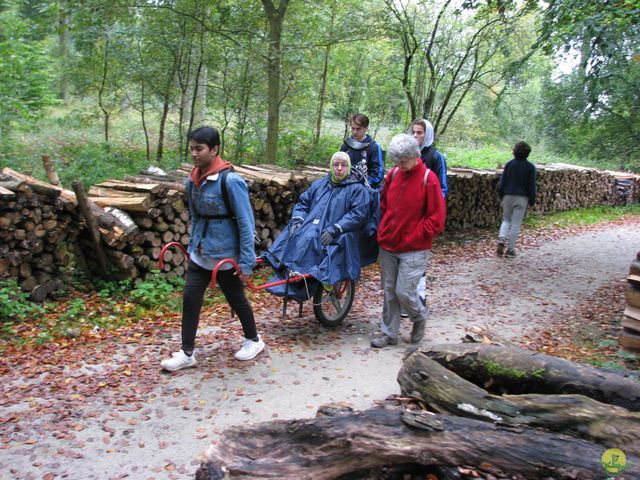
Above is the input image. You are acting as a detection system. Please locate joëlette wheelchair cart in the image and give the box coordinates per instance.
[158,242,355,327]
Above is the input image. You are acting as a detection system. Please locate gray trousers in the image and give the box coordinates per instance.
[379,247,431,339]
[499,195,529,250]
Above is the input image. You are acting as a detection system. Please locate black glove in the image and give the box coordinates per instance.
[320,224,341,245]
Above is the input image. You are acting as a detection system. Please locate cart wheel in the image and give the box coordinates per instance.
[313,279,355,327]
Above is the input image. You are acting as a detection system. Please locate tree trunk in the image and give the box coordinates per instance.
[196,405,636,480]
[417,343,640,410]
[57,0,69,101]
[398,350,640,455]
[313,0,336,147]
[156,64,176,163]
[261,0,289,164]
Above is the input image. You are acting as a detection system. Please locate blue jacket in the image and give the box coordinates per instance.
[340,134,384,189]
[186,171,256,274]
[498,158,537,207]
[263,174,376,298]
[420,146,448,198]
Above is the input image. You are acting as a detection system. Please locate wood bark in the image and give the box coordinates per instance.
[41,155,60,186]
[72,182,109,274]
[415,343,640,410]
[398,350,640,454]
[196,405,638,480]
[261,0,289,165]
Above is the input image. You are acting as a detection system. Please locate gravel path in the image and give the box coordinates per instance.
[1,220,638,480]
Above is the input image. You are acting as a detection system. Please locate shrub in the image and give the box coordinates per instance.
[129,271,183,309]
[0,280,43,322]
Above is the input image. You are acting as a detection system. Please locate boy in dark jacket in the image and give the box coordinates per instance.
[340,113,384,189]
[497,141,536,257]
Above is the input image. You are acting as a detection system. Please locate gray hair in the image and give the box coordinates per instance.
[388,133,420,163]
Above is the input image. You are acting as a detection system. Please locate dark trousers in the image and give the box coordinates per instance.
[181,260,257,354]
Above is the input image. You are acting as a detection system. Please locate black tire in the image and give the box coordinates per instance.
[312,279,355,327]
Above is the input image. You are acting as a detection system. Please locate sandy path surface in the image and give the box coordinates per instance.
[1,221,638,480]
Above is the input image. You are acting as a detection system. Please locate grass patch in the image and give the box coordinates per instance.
[525,204,640,229]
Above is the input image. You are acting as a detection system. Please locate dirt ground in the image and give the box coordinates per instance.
[1,218,639,480]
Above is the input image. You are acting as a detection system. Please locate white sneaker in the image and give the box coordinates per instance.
[161,350,197,372]
[234,336,265,361]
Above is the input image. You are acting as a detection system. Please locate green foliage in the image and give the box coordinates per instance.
[524,204,640,229]
[483,359,544,379]
[0,279,44,323]
[537,0,640,172]
[445,144,576,169]
[0,4,58,135]
[129,271,183,309]
[96,278,133,299]
[0,0,637,173]
[56,141,151,187]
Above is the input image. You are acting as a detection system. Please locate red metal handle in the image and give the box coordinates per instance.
[211,257,313,291]
[159,242,189,269]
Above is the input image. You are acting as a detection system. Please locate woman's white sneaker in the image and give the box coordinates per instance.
[234,336,265,361]
[161,350,197,372]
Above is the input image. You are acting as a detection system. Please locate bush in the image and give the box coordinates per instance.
[0,280,43,322]
[130,271,183,309]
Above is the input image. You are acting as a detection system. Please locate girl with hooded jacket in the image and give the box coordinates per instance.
[410,119,448,198]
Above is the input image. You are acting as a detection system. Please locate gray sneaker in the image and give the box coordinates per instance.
[371,334,398,348]
[505,249,516,258]
[410,318,426,343]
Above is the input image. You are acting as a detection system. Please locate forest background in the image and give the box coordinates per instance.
[0,0,638,187]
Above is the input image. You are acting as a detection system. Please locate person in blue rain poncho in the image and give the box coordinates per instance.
[263,151,378,300]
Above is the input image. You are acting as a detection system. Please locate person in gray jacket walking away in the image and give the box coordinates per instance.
[496,141,536,258]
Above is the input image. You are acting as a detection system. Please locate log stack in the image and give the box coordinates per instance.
[619,252,640,353]
[86,178,190,282]
[0,169,79,301]
[607,170,640,205]
[443,163,631,229]
[126,163,324,251]
[1,162,638,292]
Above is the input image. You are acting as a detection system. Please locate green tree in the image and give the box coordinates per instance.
[0,3,57,137]
[537,0,640,170]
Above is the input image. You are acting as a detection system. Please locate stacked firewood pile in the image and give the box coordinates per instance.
[607,170,640,205]
[444,163,630,229]
[620,252,640,353]
[1,161,638,300]
[125,163,324,250]
[0,169,79,301]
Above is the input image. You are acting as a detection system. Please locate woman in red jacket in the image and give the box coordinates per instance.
[371,133,446,348]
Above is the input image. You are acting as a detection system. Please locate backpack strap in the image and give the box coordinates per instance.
[188,169,236,221]
[219,169,236,221]
[389,166,430,187]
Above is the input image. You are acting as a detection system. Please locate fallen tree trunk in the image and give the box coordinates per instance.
[419,343,640,410]
[398,351,640,455]
[196,405,638,480]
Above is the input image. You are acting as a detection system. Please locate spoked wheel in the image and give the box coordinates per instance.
[312,279,355,327]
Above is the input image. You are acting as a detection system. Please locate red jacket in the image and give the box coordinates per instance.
[377,161,446,252]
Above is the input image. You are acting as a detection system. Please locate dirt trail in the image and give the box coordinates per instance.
[1,220,638,480]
